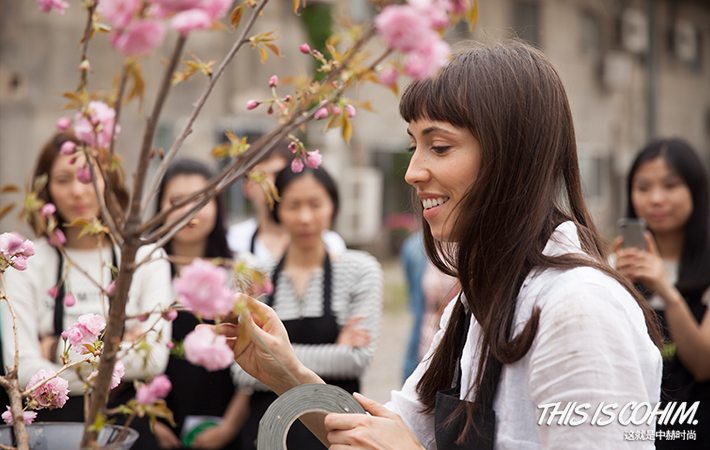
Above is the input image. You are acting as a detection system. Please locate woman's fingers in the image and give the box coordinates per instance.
[353,392,393,417]
[611,236,623,253]
[643,231,659,255]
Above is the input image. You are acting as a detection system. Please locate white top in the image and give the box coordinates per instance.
[227,218,346,266]
[1,238,173,395]
[232,249,383,391]
[385,222,663,450]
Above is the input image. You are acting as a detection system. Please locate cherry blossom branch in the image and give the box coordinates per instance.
[85,151,124,247]
[21,354,95,397]
[126,35,187,227]
[77,1,97,93]
[56,246,113,297]
[0,275,30,449]
[141,0,271,215]
[0,275,21,376]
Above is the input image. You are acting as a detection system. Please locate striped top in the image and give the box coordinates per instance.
[232,249,383,391]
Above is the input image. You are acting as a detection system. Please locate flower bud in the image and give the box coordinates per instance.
[268,75,279,88]
[314,107,329,120]
[299,43,311,54]
[246,100,260,110]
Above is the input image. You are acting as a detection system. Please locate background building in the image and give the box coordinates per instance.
[1,0,709,253]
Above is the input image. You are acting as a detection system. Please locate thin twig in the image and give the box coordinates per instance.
[125,36,187,228]
[85,150,123,246]
[141,0,271,215]
[77,1,97,92]
[21,354,94,397]
[0,275,21,375]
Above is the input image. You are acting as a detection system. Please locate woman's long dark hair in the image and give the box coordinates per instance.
[626,138,710,295]
[400,41,663,441]
[156,159,232,261]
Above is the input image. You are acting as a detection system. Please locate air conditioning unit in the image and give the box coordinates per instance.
[621,9,648,55]
[334,166,383,245]
[673,20,699,65]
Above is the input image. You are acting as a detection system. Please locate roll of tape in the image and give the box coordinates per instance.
[257,384,366,449]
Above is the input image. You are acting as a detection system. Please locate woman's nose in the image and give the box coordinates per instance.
[404,148,428,186]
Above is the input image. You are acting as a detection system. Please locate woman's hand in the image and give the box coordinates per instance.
[190,422,235,449]
[613,232,673,298]
[153,421,181,449]
[324,393,424,450]
[217,294,321,394]
[336,316,371,348]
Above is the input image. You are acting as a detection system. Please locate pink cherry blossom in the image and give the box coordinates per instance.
[269,75,279,88]
[2,406,37,426]
[76,164,92,184]
[36,0,69,14]
[136,375,172,405]
[73,101,120,149]
[404,38,451,80]
[88,360,124,390]
[56,117,71,131]
[171,9,212,35]
[110,20,166,57]
[162,309,178,321]
[63,293,76,307]
[173,259,236,319]
[166,341,175,350]
[299,43,311,54]
[375,5,433,53]
[153,0,231,20]
[246,100,260,110]
[61,313,106,349]
[378,67,399,87]
[59,141,76,156]
[409,0,450,30]
[106,280,116,295]
[111,360,125,389]
[305,150,322,169]
[49,229,66,247]
[345,104,357,118]
[26,369,70,409]
[254,279,273,296]
[290,157,305,173]
[98,0,140,29]
[48,286,59,298]
[183,326,233,371]
[314,107,329,120]
[40,203,56,217]
[0,233,35,272]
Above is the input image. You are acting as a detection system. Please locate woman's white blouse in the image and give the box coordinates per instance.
[386,222,663,449]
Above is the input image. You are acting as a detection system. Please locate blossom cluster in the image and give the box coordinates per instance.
[0,233,35,273]
[375,0,461,79]
[135,374,172,405]
[97,0,232,56]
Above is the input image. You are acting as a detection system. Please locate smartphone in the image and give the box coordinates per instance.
[618,218,646,249]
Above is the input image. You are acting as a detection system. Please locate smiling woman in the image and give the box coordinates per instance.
[221,41,665,450]
[405,120,481,242]
[1,132,172,449]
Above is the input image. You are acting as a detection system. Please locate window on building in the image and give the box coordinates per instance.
[512,0,541,47]
[579,9,602,61]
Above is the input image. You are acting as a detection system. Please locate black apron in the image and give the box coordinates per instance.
[652,283,709,450]
[434,309,501,450]
[241,252,358,450]
[36,247,160,449]
[249,228,259,254]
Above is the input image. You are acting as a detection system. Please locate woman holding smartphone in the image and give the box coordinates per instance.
[613,138,710,449]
